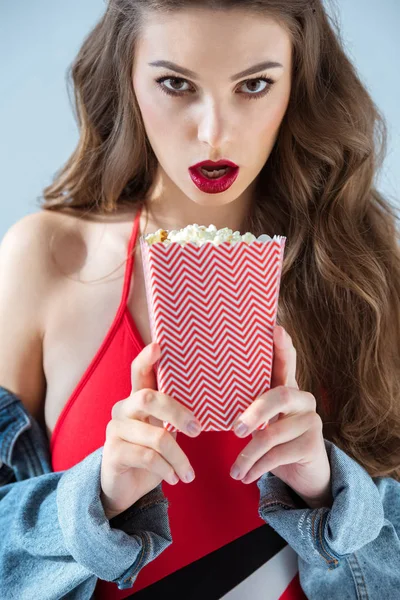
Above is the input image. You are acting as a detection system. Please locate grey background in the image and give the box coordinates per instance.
[0,0,399,239]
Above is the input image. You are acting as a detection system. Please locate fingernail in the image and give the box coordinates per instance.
[234,422,248,437]
[187,420,202,436]
[183,468,195,483]
[230,465,241,480]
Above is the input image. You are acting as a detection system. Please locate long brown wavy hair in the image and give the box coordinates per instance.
[40,0,400,480]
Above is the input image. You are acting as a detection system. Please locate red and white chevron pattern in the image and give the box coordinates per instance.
[140,236,286,432]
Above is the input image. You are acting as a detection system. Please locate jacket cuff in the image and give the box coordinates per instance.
[57,447,172,589]
[257,439,384,569]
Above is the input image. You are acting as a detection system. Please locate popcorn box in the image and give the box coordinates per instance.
[139,233,286,432]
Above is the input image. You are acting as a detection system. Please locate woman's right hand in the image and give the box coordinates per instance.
[100,342,202,520]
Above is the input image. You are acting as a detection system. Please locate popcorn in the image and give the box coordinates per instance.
[140,223,286,433]
[143,223,272,246]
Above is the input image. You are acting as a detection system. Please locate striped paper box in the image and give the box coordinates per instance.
[139,234,286,432]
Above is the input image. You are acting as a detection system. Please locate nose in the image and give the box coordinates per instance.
[197,99,231,150]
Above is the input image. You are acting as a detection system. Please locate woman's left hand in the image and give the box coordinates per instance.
[230,325,333,509]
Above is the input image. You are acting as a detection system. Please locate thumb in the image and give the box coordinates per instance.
[271,326,298,389]
[130,343,175,436]
[130,342,160,394]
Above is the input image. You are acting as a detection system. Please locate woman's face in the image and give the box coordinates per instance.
[132,8,292,213]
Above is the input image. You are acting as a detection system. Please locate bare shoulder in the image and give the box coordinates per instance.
[0,205,139,425]
[1,208,89,284]
[0,211,57,304]
[1,210,51,255]
[0,209,84,423]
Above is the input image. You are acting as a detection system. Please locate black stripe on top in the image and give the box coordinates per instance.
[127,523,287,599]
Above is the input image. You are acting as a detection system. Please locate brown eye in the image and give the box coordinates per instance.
[156,77,191,96]
[238,77,275,99]
[243,80,266,93]
[155,74,275,100]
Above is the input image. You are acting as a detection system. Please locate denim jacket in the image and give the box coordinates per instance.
[1,386,399,600]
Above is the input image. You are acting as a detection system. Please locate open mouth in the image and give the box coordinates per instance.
[198,166,231,179]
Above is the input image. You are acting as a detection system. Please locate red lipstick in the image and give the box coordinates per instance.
[189,159,239,194]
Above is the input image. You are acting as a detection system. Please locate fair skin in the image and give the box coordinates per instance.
[132,7,292,234]
[103,8,332,515]
[0,9,331,520]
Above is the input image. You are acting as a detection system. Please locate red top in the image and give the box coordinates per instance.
[50,205,307,599]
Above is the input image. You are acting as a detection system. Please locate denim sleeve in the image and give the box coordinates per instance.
[257,439,400,598]
[0,447,172,600]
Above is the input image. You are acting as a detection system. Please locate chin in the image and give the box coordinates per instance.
[188,190,240,206]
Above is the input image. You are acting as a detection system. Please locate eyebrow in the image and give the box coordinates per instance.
[148,60,284,81]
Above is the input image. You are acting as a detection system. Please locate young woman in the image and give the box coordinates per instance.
[0,1,399,599]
